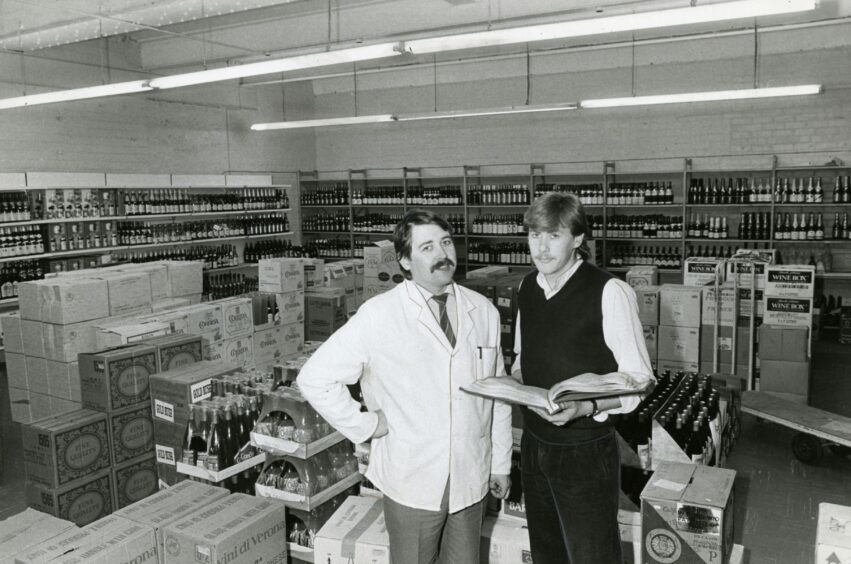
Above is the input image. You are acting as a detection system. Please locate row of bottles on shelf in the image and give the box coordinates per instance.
[301,184,349,206]
[116,215,289,246]
[352,186,403,206]
[605,182,676,205]
[0,192,33,223]
[307,239,353,258]
[467,242,530,265]
[737,212,770,240]
[467,184,530,206]
[589,214,684,239]
[0,225,45,257]
[470,214,525,235]
[686,215,729,239]
[205,272,258,299]
[352,213,403,233]
[182,396,261,471]
[258,443,358,498]
[775,212,825,241]
[689,176,851,205]
[244,240,310,263]
[113,244,240,270]
[45,222,115,252]
[0,260,43,299]
[607,244,682,269]
[405,186,463,206]
[533,183,602,204]
[303,212,350,232]
[121,188,288,216]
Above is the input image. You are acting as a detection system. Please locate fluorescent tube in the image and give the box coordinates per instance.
[397,103,578,121]
[251,114,398,130]
[579,84,822,108]
[0,80,153,110]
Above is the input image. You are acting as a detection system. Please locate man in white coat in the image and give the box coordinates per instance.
[297,209,513,564]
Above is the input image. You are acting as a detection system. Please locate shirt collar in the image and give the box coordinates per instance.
[536,258,584,294]
[414,282,455,301]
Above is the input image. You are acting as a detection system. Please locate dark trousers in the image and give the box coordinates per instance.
[521,428,622,564]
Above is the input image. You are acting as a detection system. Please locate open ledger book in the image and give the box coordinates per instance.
[461,373,651,415]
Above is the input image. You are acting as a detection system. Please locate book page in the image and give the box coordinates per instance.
[461,377,556,413]
[547,372,649,404]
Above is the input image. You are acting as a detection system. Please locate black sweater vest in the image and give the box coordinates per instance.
[519,261,619,443]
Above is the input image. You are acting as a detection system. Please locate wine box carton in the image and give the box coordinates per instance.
[147,333,203,373]
[249,290,304,331]
[79,343,158,412]
[763,296,814,328]
[314,495,390,564]
[683,258,724,287]
[258,257,305,294]
[480,515,531,564]
[46,521,157,564]
[815,502,851,564]
[42,320,98,363]
[150,361,241,428]
[765,265,815,298]
[626,266,659,289]
[24,469,114,527]
[114,480,230,564]
[21,320,45,358]
[215,296,254,339]
[641,461,736,564]
[94,319,171,350]
[107,403,155,465]
[111,454,158,510]
[363,240,402,281]
[0,311,23,353]
[657,325,701,364]
[95,271,154,317]
[701,285,738,327]
[161,493,287,564]
[163,260,203,298]
[726,259,768,290]
[203,335,254,367]
[22,408,111,488]
[305,288,347,341]
[659,285,702,328]
[0,508,77,564]
[13,514,132,563]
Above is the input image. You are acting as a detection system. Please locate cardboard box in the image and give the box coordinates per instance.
[97,271,153,317]
[626,266,659,288]
[25,470,114,526]
[149,361,240,428]
[22,319,45,358]
[6,352,28,389]
[111,454,158,510]
[46,360,81,401]
[363,241,402,280]
[154,303,223,344]
[736,287,765,319]
[114,480,230,563]
[42,320,98,363]
[763,296,813,328]
[147,334,204,373]
[635,286,661,325]
[79,344,158,412]
[643,325,658,362]
[22,409,111,488]
[0,311,23,353]
[94,319,171,350]
[701,285,738,327]
[203,335,254,367]
[699,324,752,367]
[45,520,157,564]
[163,261,203,299]
[479,516,531,564]
[759,324,809,362]
[641,461,736,564]
[107,404,154,465]
[815,502,851,564]
[19,277,110,324]
[660,285,702,328]
[302,258,325,289]
[258,257,305,293]
[314,496,390,564]
[251,291,304,330]
[759,359,810,395]
[657,325,701,363]
[726,260,767,289]
[683,258,724,287]
[765,265,815,298]
[0,508,77,564]
[161,493,287,564]
[306,289,347,341]
[121,263,170,301]
[25,355,48,395]
[216,296,254,340]
[13,514,133,563]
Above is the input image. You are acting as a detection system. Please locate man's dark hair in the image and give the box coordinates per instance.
[523,192,590,261]
[393,209,454,278]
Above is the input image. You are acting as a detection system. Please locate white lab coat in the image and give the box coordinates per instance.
[296,279,513,512]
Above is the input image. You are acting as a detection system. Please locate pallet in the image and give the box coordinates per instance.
[741,391,851,463]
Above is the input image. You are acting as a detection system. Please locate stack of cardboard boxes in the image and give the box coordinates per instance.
[363,241,404,300]
[657,285,703,374]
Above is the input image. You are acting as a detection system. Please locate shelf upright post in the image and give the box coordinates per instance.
[464,165,480,270]
[683,158,692,272]
[530,163,545,202]
[603,161,615,270]
[770,155,779,251]
[350,169,367,258]
[404,166,423,212]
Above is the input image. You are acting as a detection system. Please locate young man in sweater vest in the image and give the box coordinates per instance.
[511,192,654,564]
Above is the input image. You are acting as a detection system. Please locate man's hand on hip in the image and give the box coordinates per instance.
[489,474,511,499]
[372,409,389,438]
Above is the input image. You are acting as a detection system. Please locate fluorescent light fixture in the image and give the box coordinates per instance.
[397,102,578,121]
[404,0,817,54]
[251,114,397,130]
[0,80,153,110]
[149,43,402,90]
[580,84,822,108]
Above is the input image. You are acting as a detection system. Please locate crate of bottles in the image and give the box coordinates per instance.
[254,443,360,511]
[250,386,344,458]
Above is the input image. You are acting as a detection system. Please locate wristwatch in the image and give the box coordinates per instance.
[589,399,600,418]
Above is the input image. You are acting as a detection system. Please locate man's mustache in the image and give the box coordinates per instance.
[431,258,455,272]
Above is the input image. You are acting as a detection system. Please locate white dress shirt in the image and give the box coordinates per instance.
[510,259,654,420]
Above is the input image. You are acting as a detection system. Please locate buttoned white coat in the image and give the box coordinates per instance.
[296,279,514,512]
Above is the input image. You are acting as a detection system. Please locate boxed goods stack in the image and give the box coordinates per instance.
[815,502,851,564]
[626,265,659,289]
[641,461,736,564]
[635,286,661,370]
[204,296,255,367]
[253,257,306,362]
[314,495,391,564]
[363,240,404,300]
[658,285,703,374]
[304,287,347,342]
[759,264,815,401]
[699,283,752,376]
[21,409,114,525]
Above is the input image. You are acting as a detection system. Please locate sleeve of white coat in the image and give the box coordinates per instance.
[296,307,379,444]
[490,308,514,476]
[598,278,656,420]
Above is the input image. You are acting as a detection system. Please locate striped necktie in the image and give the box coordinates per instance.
[431,293,456,347]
